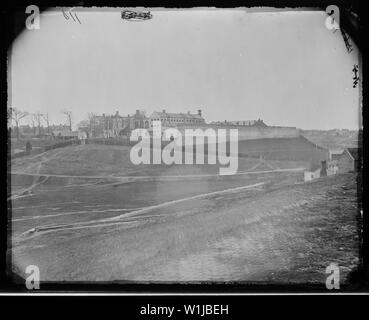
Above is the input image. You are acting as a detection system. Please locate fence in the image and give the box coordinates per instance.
[9,138,81,160]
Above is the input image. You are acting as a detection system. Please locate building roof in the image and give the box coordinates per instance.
[150,111,204,120]
[330,150,344,161]
[309,163,322,171]
[331,154,342,161]
[346,148,361,161]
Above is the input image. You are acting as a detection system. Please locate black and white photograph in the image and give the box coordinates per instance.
[4,4,366,293]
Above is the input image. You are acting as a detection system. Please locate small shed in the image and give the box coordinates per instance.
[337,148,361,173]
[304,163,322,182]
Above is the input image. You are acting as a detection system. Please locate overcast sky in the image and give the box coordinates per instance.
[9,8,360,130]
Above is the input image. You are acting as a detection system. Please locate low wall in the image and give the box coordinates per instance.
[236,126,300,140]
[173,125,300,141]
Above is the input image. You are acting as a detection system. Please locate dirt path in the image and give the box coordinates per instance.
[14,181,266,238]
[9,150,65,200]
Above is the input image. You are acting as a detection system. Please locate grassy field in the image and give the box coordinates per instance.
[8,144,361,285]
[10,143,310,176]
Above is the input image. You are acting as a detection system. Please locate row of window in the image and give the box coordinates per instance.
[150,118,203,123]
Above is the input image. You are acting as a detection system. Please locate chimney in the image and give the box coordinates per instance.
[136,109,139,115]
[198,109,202,117]
[127,114,131,131]
[102,113,105,117]
[187,111,190,114]
[116,111,119,116]
[162,109,166,114]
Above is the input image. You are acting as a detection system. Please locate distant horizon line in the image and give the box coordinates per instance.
[9,106,361,132]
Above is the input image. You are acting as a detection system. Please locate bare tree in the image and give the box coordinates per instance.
[33,112,44,136]
[87,112,97,137]
[42,113,50,134]
[29,117,36,135]
[62,110,72,131]
[10,107,29,140]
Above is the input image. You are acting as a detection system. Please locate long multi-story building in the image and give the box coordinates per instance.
[80,109,206,137]
[80,108,279,140]
[149,109,205,128]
